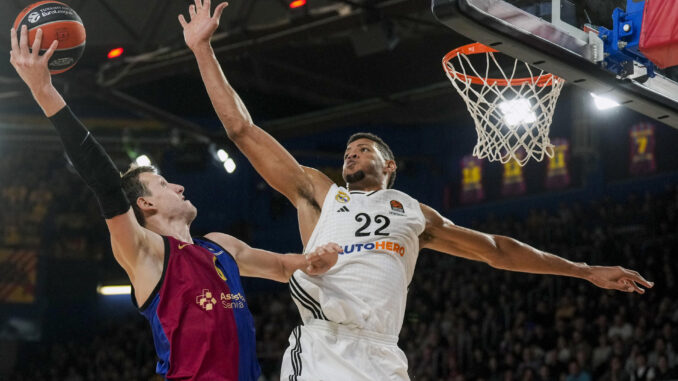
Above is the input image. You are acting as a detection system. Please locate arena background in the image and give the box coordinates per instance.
[0,0,677,380]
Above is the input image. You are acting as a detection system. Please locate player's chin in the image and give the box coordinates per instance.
[186,203,198,220]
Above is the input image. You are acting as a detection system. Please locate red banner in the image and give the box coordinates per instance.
[629,123,656,175]
[0,249,37,304]
[460,155,484,204]
[545,138,571,189]
[502,152,526,197]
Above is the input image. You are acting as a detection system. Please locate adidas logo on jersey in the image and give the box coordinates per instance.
[337,206,350,213]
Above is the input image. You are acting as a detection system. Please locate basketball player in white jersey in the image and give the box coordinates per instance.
[180,1,654,379]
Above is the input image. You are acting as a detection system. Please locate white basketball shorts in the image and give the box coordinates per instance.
[280,319,409,381]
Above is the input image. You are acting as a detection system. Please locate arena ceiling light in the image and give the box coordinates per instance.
[97,285,131,295]
[135,154,152,167]
[591,93,621,110]
[498,98,537,127]
[209,144,237,174]
[223,158,236,173]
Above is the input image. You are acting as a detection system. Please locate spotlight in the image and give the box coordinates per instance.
[135,154,152,167]
[591,93,620,110]
[224,158,236,173]
[97,285,131,295]
[217,149,229,162]
[209,144,236,173]
[498,98,536,127]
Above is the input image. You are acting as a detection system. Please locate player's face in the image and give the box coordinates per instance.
[138,172,197,223]
[342,138,388,187]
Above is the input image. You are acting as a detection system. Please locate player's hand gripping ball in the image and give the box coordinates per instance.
[13,1,86,74]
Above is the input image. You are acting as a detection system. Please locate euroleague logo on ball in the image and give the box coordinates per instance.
[27,12,40,23]
[51,57,74,67]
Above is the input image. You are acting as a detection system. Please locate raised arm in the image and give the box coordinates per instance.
[418,203,654,294]
[204,233,341,282]
[9,26,164,296]
[179,0,332,207]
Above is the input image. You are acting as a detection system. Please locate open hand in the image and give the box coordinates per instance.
[303,243,342,276]
[9,25,58,92]
[587,265,654,294]
[178,0,229,51]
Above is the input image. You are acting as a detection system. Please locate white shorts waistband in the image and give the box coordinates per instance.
[304,319,399,346]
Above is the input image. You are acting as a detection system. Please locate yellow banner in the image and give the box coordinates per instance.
[0,249,37,304]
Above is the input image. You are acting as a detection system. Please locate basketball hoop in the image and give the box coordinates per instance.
[443,43,565,166]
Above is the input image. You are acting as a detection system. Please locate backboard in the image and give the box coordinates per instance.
[432,0,678,129]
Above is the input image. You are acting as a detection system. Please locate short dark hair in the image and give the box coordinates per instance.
[121,165,157,226]
[347,132,397,188]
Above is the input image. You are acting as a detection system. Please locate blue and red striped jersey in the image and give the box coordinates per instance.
[133,235,260,380]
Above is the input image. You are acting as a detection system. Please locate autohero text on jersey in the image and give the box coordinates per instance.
[340,240,405,257]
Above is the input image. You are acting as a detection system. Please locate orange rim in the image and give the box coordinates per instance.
[443,42,560,87]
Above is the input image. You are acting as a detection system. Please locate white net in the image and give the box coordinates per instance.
[444,44,565,166]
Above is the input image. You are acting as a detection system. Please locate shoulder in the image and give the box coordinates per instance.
[381,188,420,203]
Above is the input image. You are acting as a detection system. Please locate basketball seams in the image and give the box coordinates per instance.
[26,19,85,32]
[35,41,86,53]
[16,1,81,30]
[27,20,86,50]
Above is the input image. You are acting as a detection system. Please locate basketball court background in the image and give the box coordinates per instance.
[0,0,677,380]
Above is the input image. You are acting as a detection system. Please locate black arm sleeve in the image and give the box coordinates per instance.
[49,106,131,219]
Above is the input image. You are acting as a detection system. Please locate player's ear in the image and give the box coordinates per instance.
[385,160,397,174]
[137,196,155,212]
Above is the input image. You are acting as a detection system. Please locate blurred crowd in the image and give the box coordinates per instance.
[3,145,677,380]
[398,187,678,381]
[0,149,104,260]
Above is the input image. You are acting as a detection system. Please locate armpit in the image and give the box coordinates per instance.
[296,183,322,212]
[419,230,434,243]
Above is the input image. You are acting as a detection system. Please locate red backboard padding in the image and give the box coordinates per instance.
[640,0,678,69]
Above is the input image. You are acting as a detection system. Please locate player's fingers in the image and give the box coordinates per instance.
[10,27,19,53]
[625,270,653,288]
[616,279,636,293]
[625,279,645,294]
[19,25,29,55]
[178,14,188,27]
[189,5,196,18]
[194,0,203,11]
[42,40,58,62]
[203,0,211,12]
[31,29,42,57]
[213,2,229,20]
[329,243,342,253]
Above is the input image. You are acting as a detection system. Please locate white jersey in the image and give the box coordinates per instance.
[290,184,426,336]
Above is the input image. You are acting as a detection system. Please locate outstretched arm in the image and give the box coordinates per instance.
[205,233,341,282]
[418,203,654,294]
[178,0,333,208]
[9,26,164,296]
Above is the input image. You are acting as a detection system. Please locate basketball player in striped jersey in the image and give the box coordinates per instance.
[184,1,654,379]
[10,22,340,381]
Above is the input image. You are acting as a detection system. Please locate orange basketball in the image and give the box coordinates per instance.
[14,1,86,75]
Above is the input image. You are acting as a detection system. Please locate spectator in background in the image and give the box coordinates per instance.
[655,355,677,380]
[567,360,592,381]
[593,334,614,372]
[632,353,656,381]
[609,313,634,341]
